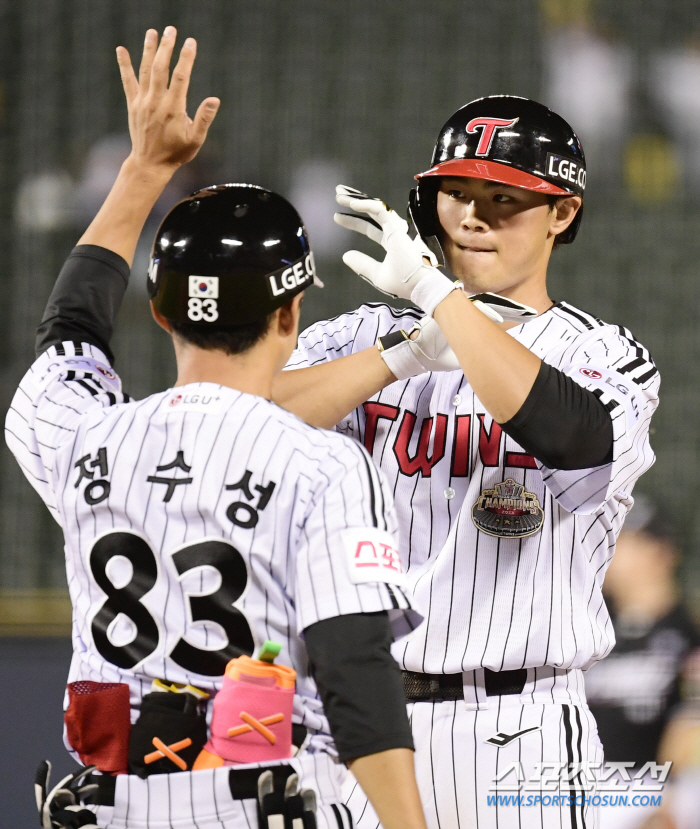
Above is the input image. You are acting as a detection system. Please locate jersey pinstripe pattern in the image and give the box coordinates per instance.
[287,301,659,675]
[92,753,354,829]
[345,694,604,829]
[6,340,419,757]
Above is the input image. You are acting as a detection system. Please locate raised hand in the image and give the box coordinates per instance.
[334,186,433,299]
[334,185,457,317]
[334,186,539,322]
[77,27,220,264]
[116,27,220,174]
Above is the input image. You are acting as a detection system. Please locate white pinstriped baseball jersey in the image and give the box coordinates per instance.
[287,300,659,676]
[346,686,605,829]
[5,340,419,752]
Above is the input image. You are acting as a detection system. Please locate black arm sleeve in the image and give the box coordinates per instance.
[500,360,614,470]
[304,611,413,763]
[35,244,130,362]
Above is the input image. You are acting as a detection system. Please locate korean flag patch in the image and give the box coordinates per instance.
[188,276,219,299]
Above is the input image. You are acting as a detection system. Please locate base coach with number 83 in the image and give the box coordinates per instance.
[5,27,431,829]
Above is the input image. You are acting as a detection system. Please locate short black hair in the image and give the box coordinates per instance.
[170,314,273,356]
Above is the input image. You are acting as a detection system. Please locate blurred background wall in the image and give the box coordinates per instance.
[3,0,700,825]
[3,0,700,620]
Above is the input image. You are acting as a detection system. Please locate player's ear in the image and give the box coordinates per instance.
[150,301,173,333]
[549,195,581,237]
[277,293,303,338]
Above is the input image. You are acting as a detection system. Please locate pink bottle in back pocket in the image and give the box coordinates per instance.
[194,642,295,768]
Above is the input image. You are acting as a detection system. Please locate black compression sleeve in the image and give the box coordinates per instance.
[500,360,614,470]
[35,244,130,362]
[304,611,413,763]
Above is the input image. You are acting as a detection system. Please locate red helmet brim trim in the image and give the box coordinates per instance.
[415,158,573,196]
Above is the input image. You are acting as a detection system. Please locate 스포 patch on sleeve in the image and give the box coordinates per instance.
[341,527,407,587]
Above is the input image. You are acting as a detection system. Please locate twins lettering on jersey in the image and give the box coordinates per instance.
[363,403,537,478]
[363,404,542,539]
[363,403,540,538]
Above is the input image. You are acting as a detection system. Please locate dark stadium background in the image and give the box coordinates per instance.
[2,1,700,825]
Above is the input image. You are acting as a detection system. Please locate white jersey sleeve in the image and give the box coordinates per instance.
[294,436,421,638]
[286,303,421,437]
[5,341,129,523]
[539,323,659,514]
[286,303,421,370]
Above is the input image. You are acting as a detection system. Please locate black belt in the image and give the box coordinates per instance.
[403,668,528,702]
[83,764,297,806]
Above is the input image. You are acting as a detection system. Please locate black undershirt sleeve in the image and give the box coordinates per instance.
[35,244,130,362]
[500,360,614,471]
[304,611,413,764]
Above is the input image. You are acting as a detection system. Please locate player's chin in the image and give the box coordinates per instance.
[448,254,501,293]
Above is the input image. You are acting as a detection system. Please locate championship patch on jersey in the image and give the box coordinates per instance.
[341,528,407,587]
[472,478,544,538]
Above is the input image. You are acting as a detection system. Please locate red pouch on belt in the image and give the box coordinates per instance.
[64,681,131,774]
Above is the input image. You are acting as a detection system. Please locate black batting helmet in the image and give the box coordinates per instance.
[148,184,322,327]
[408,95,586,259]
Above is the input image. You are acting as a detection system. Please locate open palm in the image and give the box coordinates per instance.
[116,27,219,172]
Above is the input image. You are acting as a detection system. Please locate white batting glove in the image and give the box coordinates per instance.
[334,185,458,316]
[378,317,460,380]
[377,291,538,380]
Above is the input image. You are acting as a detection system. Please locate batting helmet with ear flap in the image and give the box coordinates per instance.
[148,184,323,327]
[408,95,586,262]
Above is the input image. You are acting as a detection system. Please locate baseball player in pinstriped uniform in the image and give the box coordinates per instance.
[6,29,431,829]
[274,97,660,828]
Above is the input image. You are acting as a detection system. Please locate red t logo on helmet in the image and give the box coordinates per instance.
[466,117,519,157]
